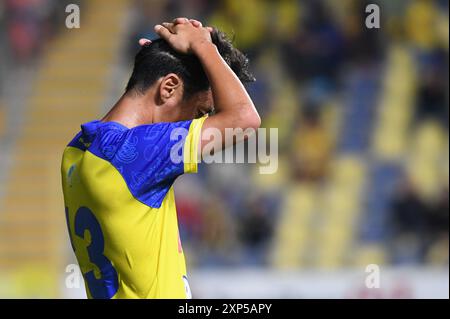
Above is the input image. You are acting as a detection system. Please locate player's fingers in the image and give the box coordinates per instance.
[154,25,173,41]
[189,19,202,27]
[162,22,175,32]
[173,17,189,25]
[138,38,152,46]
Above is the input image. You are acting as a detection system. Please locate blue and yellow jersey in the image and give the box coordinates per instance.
[61,117,206,299]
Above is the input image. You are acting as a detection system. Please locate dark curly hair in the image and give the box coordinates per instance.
[125,28,255,99]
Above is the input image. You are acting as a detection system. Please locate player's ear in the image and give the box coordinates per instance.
[159,73,182,103]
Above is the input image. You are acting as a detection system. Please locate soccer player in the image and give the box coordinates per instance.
[61,18,260,299]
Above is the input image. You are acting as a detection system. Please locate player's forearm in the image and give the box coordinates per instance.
[192,41,260,130]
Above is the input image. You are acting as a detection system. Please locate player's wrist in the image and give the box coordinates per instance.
[191,40,216,57]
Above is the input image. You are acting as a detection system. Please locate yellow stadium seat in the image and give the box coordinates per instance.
[372,46,417,160]
[271,183,319,268]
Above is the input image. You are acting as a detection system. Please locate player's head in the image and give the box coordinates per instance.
[125,29,255,121]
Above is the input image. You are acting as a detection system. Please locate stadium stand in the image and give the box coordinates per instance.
[0,0,448,297]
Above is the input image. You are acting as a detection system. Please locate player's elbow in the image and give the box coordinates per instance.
[238,107,261,132]
[248,111,261,131]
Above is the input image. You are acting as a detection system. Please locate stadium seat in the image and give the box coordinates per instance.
[271,184,319,268]
[407,120,448,199]
[372,46,416,160]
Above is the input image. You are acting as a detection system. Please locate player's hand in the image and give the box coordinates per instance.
[153,17,213,54]
[162,17,214,33]
[139,18,212,48]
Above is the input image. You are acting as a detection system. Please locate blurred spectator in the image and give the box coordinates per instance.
[427,186,449,236]
[198,195,237,266]
[237,195,274,264]
[208,0,268,56]
[177,195,204,243]
[389,178,429,263]
[405,0,442,51]
[342,0,384,65]
[4,0,81,64]
[5,0,44,63]
[280,0,345,88]
[389,178,449,264]
[425,186,449,265]
[291,104,332,182]
[414,48,449,127]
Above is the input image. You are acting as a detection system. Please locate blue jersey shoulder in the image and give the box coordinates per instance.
[67,120,192,208]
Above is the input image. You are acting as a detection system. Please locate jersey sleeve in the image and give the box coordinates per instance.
[93,117,206,208]
[183,116,206,174]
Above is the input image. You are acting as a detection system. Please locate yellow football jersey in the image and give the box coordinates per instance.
[61,117,206,299]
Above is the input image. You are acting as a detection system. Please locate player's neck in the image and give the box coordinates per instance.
[101,94,155,129]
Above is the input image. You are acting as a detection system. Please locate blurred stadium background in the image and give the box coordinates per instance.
[0,0,448,298]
